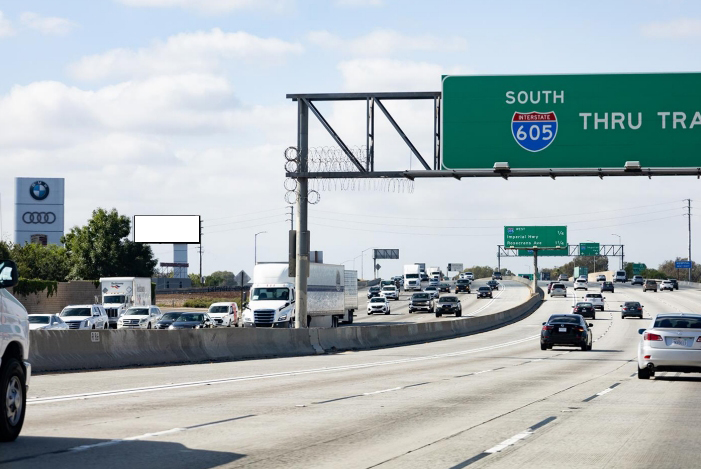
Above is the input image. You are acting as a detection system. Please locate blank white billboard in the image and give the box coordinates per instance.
[134,215,200,244]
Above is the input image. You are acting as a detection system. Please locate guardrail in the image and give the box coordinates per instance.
[30,279,544,373]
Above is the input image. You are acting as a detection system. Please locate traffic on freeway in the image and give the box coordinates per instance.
[4,276,701,468]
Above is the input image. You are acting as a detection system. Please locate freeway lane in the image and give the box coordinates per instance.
[353,279,531,325]
[6,283,701,468]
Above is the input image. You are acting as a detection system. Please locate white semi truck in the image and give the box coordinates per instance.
[428,267,441,281]
[100,277,152,328]
[404,264,421,291]
[242,263,356,328]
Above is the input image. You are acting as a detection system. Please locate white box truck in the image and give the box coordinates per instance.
[242,263,354,328]
[100,277,152,328]
[404,264,421,291]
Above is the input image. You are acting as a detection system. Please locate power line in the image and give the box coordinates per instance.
[203,207,287,222]
[203,212,286,229]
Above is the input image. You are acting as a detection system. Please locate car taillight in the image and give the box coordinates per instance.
[696,336,701,343]
[576,327,584,332]
[542,325,553,331]
[644,332,663,341]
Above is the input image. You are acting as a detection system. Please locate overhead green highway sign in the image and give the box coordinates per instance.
[442,73,701,170]
[517,249,566,257]
[504,226,567,249]
[580,243,600,256]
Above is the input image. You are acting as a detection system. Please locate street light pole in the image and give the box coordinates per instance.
[254,231,267,265]
[611,233,622,269]
[360,247,374,280]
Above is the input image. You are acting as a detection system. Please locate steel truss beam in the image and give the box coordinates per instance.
[497,244,624,257]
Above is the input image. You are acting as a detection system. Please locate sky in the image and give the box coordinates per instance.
[0,0,699,280]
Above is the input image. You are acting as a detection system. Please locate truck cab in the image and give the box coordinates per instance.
[0,260,31,441]
[244,284,295,328]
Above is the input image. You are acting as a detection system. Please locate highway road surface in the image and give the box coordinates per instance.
[6,281,701,468]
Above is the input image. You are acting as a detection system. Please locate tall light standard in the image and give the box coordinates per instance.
[360,247,375,280]
[611,233,622,269]
[254,231,267,265]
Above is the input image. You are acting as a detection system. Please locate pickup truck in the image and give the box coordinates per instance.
[0,260,31,441]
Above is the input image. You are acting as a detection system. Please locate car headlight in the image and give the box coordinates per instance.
[83,319,90,327]
[139,318,148,323]
[279,314,288,321]
[168,325,175,330]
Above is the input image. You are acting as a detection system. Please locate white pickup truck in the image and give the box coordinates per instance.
[0,260,31,441]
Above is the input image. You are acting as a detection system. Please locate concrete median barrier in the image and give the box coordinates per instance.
[30,284,544,373]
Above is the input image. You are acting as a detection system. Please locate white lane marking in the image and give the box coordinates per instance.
[596,388,614,397]
[474,369,492,375]
[467,283,508,317]
[363,387,402,396]
[29,335,540,405]
[485,431,533,453]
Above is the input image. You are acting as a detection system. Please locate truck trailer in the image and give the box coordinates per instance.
[242,263,355,328]
[100,277,152,328]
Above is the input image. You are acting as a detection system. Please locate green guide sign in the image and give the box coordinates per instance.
[517,249,565,257]
[442,73,701,170]
[504,226,567,249]
[580,243,600,256]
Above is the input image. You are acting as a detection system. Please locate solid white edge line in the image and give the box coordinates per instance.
[29,335,540,405]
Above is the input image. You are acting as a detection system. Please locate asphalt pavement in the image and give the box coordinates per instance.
[7,281,701,469]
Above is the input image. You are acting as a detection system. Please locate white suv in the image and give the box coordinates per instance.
[207,302,239,327]
[573,279,588,291]
[117,306,162,329]
[465,272,475,281]
[584,293,605,311]
[380,285,399,300]
[0,260,31,441]
[60,304,109,329]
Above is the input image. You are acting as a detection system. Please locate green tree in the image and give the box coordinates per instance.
[11,243,71,281]
[62,208,157,280]
[205,270,236,287]
[0,241,11,260]
[188,273,201,285]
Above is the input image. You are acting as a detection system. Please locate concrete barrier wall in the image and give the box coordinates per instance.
[31,283,544,373]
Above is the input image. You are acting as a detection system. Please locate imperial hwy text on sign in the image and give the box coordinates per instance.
[504,226,567,249]
[441,73,701,170]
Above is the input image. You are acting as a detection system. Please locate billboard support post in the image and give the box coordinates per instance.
[295,99,309,329]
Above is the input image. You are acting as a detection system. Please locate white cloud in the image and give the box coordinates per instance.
[338,58,470,92]
[641,18,701,38]
[306,29,467,57]
[334,0,383,7]
[68,28,304,81]
[116,0,292,13]
[20,12,76,35]
[0,11,15,37]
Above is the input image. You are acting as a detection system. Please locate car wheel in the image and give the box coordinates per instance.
[592,313,596,320]
[540,343,547,351]
[103,323,108,329]
[147,323,151,329]
[385,310,390,315]
[368,312,372,315]
[436,312,441,318]
[456,311,462,317]
[92,324,96,329]
[638,365,651,380]
[0,357,26,442]
[581,344,587,351]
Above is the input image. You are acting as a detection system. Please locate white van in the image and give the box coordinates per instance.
[614,270,627,283]
[0,260,31,441]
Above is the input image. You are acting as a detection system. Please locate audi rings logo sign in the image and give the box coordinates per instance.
[22,212,56,224]
[29,181,50,201]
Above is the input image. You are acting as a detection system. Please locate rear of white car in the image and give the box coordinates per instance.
[637,314,701,379]
[584,293,604,311]
[550,283,567,297]
[573,279,588,291]
[660,280,674,291]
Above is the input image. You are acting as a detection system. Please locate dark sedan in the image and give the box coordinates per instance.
[155,312,183,329]
[438,283,451,293]
[168,313,214,329]
[601,281,615,293]
[367,286,381,299]
[477,286,492,298]
[487,280,499,290]
[540,314,593,351]
[436,296,462,317]
[572,302,596,319]
[621,301,644,319]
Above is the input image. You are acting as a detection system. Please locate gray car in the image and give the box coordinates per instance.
[168,313,214,329]
[409,292,434,313]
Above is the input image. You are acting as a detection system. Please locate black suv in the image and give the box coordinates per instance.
[367,286,381,299]
[436,296,462,317]
[540,314,593,351]
[492,272,502,280]
[455,279,471,293]
[487,280,499,290]
[601,281,614,293]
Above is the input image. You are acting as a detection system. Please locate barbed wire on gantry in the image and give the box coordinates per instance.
[283,146,415,204]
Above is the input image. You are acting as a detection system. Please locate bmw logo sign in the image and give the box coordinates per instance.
[30,181,50,201]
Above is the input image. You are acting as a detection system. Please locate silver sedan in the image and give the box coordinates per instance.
[638,313,701,379]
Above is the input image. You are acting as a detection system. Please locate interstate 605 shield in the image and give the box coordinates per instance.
[511,112,557,152]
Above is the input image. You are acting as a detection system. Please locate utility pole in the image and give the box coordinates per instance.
[198,218,204,285]
[286,206,294,231]
[686,199,693,282]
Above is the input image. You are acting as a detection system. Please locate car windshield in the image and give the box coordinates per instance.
[425,287,436,291]
[653,316,701,329]
[160,312,182,320]
[370,297,385,303]
[479,287,490,292]
[126,308,149,316]
[382,286,395,291]
[251,287,289,301]
[457,280,469,284]
[585,294,602,298]
[553,284,564,288]
[175,313,203,322]
[624,302,640,308]
[209,306,229,313]
[370,287,380,291]
[104,296,126,304]
[61,307,91,317]
[413,294,429,300]
[549,316,581,324]
[29,316,50,324]
[406,274,419,279]
[576,303,593,308]
[439,297,457,303]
